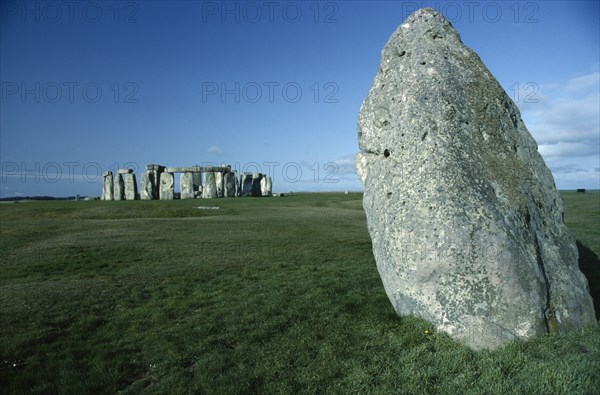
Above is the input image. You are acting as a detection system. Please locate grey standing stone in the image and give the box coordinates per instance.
[224,171,238,197]
[124,173,138,200]
[260,176,272,197]
[102,171,114,200]
[215,172,224,198]
[251,173,263,197]
[265,176,272,196]
[240,172,254,197]
[180,172,195,200]
[140,171,154,200]
[113,174,125,200]
[202,172,217,199]
[355,8,596,350]
[160,172,174,200]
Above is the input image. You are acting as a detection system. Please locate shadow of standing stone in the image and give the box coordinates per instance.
[577,240,600,320]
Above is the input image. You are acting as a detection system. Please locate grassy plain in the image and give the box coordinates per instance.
[1,192,599,394]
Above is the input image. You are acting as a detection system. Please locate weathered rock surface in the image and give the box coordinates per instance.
[224,171,238,197]
[113,174,125,200]
[124,173,138,200]
[140,171,155,200]
[252,173,263,197]
[355,8,596,350]
[240,172,254,197]
[202,172,217,199]
[102,171,114,200]
[260,176,273,196]
[160,172,174,200]
[215,172,224,198]
[180,172,195,200]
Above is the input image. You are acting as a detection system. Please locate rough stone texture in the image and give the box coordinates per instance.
[260,176,272,196]
[180,172,195,199]
[102,171,114,200]
[224,171,238,197]
[113,174,125,200]
[159,172,174,200]
[240,172,254,197]
[147,164,165,172]
[140,171,156,200]
[252,173,263,197]
[265,176,272,196]
[118,168,133,174]
[355,8,596,350]
[202,172,217,199]
[215,172,224,198]
[124,173,138,200]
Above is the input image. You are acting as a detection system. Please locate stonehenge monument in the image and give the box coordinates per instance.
[101,164,272,200]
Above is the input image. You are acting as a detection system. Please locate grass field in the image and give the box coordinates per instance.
[1,192,599,394]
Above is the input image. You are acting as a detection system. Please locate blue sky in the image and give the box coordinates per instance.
[1,0,598,197]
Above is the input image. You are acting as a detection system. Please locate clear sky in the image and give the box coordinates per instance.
[1,0,598,197]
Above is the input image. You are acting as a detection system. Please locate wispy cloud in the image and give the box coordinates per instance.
[334,154,357,177]
[207,145,225,155]
[520,71,599,188]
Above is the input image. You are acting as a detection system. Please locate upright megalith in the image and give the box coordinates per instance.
[215,172,224,198]
[260,176,272,197]
[202,172,217,199]
[180,172,195,199]
[160,172,174,200]
[224,171,238,197]
[355,8,596,350]
[113,173,125,200]
[240,172,254,197]
[251,173,263,197]
[140,164,164,200]
[124,172,138,200]
[102,171,114,200]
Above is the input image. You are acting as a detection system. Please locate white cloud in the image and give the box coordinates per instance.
[519,71,599,189]
[334,154,358,177]
[207,145,224,155]
[538,141,597,159]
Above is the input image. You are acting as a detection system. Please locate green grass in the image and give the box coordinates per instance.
[1,192,599,394]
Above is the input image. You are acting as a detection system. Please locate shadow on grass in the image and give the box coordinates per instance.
[577,240,600,320]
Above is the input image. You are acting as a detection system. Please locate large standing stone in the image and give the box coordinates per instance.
[240,172,254,197]
[215,172,224,198]
[160,172,174,200]
[102,171,114,200]
[141,164,164,200]
[202,172,217,199]
[140,171,154,200]
[113,174,125,200]
[251,173,263,197]
[124,173,138,200]
[224,171,238,197]
[260,176,272,197]
[355,8,596,350]
[180,172,195,199]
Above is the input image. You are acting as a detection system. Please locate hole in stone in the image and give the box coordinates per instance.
[399,50,406,57]
[383,149,390,158]
[420,61,426,65]
[387,192,392,198]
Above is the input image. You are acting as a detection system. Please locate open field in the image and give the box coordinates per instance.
[1,192,599,394]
